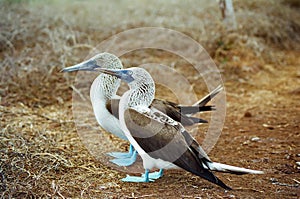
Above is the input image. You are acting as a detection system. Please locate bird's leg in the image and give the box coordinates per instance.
[121,169,154,183]
[106,144,134,158]
[109,150,137,166]
[144,169,164,179]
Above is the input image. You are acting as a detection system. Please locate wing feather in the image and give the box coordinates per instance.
[107,98,209,125]
[124,108,231,190]
[106,99,120,119]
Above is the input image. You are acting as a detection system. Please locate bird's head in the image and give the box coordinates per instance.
[97,67,154,88]
[61,52,122,72]
[97,67,155,107]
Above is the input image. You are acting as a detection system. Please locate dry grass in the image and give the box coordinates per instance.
[1,0,300,198]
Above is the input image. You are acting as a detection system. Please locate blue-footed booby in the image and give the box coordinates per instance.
[62,53,222,167]
[97,67,264,190]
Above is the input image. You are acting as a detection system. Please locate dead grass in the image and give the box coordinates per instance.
[0,0,299,198]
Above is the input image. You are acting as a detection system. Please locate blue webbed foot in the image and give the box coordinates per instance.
[107,144,134,159]
[109,150,137,166]
[121,175,154,182]
[107,151,132,159]
[122,169,153,182]
[143,169,164,179]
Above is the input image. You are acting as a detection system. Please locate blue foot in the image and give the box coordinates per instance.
[107,144,134,159]
[122,169,153,182]
[109,150,137,166]
[107,151,132,159]
[143,169,164,179]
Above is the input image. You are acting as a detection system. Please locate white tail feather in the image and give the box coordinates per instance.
[192,85,223,106]
[206,162,264,174]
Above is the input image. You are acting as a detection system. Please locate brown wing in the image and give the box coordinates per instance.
[106,99,120,119]
[151,99,208,126]
[106,86,222,125]
[106,98,208,126]
[124,108,231,190]
[124,108,191,160]
[181,130,211,162]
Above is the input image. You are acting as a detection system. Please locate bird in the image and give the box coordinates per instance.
[96,67,264,190]
[62,53,222,168]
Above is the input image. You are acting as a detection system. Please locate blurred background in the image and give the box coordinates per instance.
[0,0,299,198]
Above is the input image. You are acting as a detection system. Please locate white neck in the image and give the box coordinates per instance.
[90,74,121,103]
[90,73,127,140]
[127,82,155,108]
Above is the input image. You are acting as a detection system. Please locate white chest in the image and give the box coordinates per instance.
[92,100,127,140]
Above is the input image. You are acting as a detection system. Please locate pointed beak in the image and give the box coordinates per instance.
[61,59,98,72]
[97,68,134,83]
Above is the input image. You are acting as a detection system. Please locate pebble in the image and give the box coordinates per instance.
[239,129,246,133]
[251,137,260,142]
[99,186,107,190]
[263,123,274,130]
[244,111,252,117]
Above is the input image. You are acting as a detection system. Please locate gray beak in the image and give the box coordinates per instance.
[61,59,98,72]
[97,68,134,83]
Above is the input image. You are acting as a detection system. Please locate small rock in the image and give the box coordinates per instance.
[252,159,261,163]
[270,178,278,183]
[263,123,274,130]
[296,162,300,166]
[262,158,269,163]
[244,111,252,117]
[99,186,107,190]
[56,96,64,104]
[251,137,260,142]
[239,129,246,133]
[242,140,250,145]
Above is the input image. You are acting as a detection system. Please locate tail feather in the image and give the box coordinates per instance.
[179,105,215,115]
[207,162,264,175]
[179,85,223,115]
[189,116,208,124]
[187,167,232,190]
[193,85,223,107]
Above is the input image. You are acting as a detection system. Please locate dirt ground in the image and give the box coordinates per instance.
[1,1,300,198]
